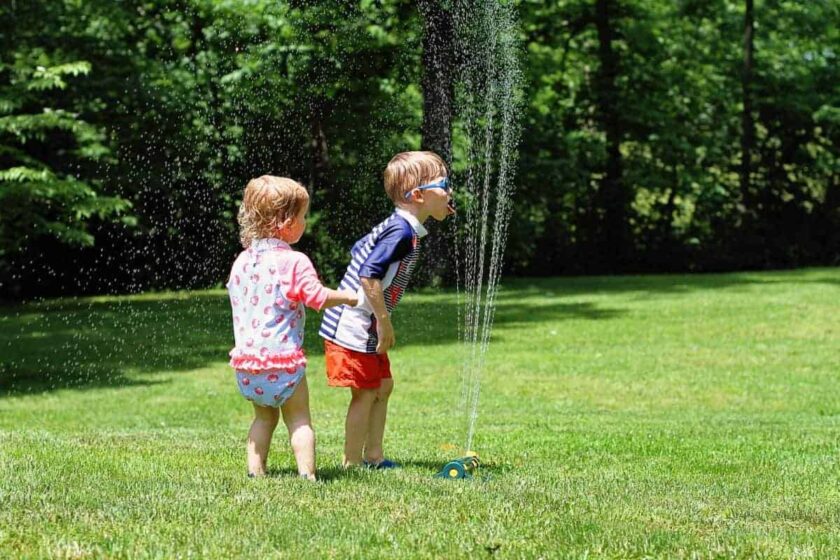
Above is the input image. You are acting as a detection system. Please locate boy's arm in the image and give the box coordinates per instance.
[360,277,394,354]
[356,221,414,354]
[321,288,358,309]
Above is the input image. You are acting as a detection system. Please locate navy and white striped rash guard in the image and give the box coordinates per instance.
[319,208,427,353]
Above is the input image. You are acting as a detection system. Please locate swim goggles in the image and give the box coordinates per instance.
[404,177,452,199]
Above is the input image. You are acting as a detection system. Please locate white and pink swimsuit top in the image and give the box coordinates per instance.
[227,238,328,374]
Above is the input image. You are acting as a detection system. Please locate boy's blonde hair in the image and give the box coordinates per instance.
[237,175,309,248]
[383,151,448,204]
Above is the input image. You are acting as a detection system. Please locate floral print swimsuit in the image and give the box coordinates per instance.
[227,238,328,407]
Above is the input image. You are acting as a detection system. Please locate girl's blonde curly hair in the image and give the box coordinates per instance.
[237,175,309,248]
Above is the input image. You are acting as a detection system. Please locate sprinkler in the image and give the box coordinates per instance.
[435,451,479,479]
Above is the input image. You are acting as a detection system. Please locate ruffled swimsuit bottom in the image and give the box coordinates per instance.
[231,349,306,408]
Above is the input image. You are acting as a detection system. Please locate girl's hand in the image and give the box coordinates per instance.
[321,288,360,309]
[341,289,359,307]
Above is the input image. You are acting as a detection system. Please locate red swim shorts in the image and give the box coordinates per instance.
[324,339,391,389]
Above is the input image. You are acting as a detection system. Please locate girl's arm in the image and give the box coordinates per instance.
[285,253,357,310]
[321,288,358,309]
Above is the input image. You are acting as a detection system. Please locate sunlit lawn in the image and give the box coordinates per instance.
[1,268,839,559]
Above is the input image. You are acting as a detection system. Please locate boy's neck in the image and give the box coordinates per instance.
[395,203,429,224]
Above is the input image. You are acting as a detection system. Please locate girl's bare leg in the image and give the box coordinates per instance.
[281,376,317,480]
[247,404,280,476]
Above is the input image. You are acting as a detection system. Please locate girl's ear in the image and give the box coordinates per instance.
[275,217,292,239]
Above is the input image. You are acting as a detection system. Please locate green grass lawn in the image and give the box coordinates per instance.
[1,268,839,559]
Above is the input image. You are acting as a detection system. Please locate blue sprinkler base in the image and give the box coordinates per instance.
[434,452,479,480]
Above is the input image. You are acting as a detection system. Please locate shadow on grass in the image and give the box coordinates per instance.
[0,295,231,396]
[2,268,835,397]
[0,292,621,397]
[264,465,349,482]
[494,267,840,299]
[266,459,507,481]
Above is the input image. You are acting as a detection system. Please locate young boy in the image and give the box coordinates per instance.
[319,151,454,468]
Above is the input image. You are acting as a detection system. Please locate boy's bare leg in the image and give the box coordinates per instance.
[363,378,394,464]
[281,376,317,480]
[343,387,377,467]
[247,404,280,476]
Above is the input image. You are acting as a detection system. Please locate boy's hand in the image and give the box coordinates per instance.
[360,277,393,353]
[376,315,395,354]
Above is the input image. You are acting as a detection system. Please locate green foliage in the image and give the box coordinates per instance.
[0,0,837,296]
[514,0,840,273]
[0,51,130,260]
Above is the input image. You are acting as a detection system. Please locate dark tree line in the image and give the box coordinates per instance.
[511,0,838,275]
[0,0,837,298]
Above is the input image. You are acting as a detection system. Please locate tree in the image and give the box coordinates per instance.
[416,0,456,284]
[592,0,630,271]
[418,0,455,164]
[740,0,755,212]
[0,52,130,292]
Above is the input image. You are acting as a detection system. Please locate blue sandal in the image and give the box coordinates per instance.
[363,458,400,470]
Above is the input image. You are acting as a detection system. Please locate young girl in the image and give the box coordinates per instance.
[228,175,356,480]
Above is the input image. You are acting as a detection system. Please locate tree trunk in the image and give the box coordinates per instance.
[593,0,628,271]
[418,0,455,284]
[740,0,755,213]
[309,103,330,194]
[418,0,454,165]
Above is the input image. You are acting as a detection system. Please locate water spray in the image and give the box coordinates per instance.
[432,0,520,481]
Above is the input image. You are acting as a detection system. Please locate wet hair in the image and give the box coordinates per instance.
[237,175,309,248]
[383,151,448,204]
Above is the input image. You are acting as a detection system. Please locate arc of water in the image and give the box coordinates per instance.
[451,0,522,454]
